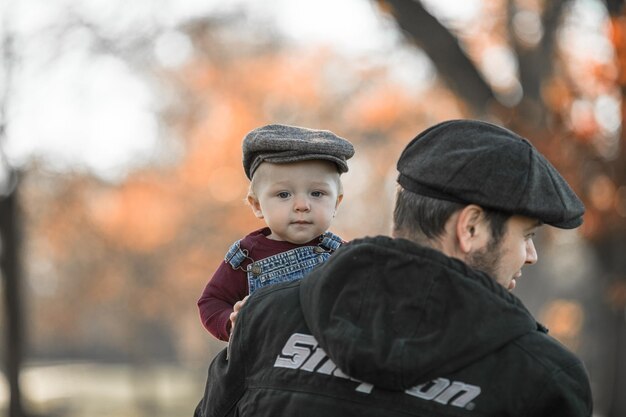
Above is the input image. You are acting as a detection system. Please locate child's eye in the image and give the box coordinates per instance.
[311,191,324,197]
[277,192,290,199]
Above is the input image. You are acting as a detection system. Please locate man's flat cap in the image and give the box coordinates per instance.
[242,124,355,179]
[397,119,585,229]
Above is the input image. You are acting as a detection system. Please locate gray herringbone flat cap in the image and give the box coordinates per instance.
[242,124,355,179]
[397,119,585,229]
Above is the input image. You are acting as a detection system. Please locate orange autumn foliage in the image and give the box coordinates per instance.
[88,178,184,252]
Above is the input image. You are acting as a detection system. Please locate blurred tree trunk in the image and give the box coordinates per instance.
[604,3,626,415]
[1,4,25,413]
[0,174,26,417]
[380,1,626,415]
[594,236,626,415]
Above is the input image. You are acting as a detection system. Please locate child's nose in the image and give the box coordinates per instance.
[293,196,311,212]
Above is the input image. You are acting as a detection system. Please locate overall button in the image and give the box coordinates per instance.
[250,264,262,276]
[314,246,326,254]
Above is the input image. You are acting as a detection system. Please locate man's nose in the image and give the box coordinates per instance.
[525,239,538,265]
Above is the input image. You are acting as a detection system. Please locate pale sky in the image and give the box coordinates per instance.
[0,0,612,182]
[0,0,409,181]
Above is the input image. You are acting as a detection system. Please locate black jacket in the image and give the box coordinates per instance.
[195,236,593,416]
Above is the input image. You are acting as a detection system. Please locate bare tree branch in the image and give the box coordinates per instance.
[506,0,571,127]
[603,0,626,15]
[379,0,495,115]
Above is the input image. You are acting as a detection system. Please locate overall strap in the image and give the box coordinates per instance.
[224,240,254,271]
[318,231,343,252]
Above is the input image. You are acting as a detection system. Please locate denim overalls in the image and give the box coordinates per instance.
[224,232,343,295]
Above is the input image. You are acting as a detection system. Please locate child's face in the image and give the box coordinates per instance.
[248,160,343,244]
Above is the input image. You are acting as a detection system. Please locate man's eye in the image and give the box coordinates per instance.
[277,192,290,198]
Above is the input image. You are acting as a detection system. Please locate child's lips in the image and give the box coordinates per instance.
[291,220,312,225]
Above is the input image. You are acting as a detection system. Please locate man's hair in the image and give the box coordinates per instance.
[393,187,510,244]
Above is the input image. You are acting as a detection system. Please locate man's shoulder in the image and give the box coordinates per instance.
[244,279,303,317]
[508,330,592,415]
[512,330,588,381]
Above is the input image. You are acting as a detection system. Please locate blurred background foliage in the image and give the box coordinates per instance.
[1,0,626,416]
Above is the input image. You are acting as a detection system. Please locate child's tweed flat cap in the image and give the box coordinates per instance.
[242,124,355,179]
[397,119,585,229]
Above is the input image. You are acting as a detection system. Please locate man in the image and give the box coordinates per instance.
[194,119,593,416]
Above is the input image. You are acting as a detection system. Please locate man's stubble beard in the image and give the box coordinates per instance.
[466,235,504,283]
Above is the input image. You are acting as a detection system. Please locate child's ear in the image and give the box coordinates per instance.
[335,193,344,209]
[247,195,264,219]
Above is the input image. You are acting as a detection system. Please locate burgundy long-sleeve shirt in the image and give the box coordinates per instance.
[197,227,324,341]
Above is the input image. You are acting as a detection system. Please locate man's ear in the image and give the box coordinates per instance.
[455,204,486,254]
[247,195,264,219]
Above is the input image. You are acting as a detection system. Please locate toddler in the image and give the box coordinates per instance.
[197,124,354,341]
